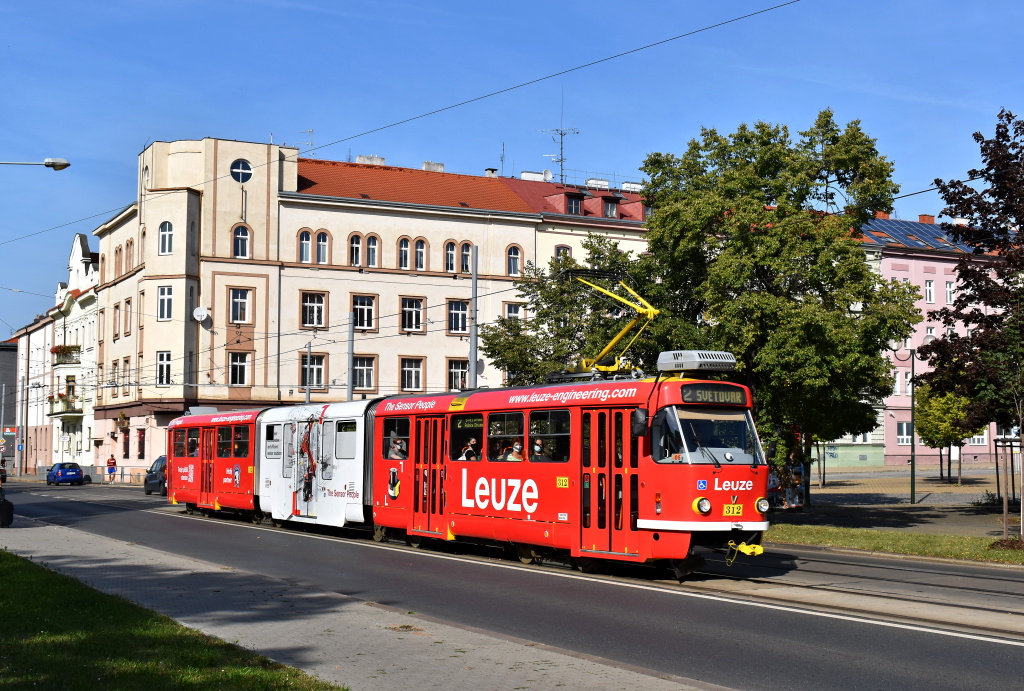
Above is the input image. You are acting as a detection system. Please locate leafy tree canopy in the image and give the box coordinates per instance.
[920,109,1024,430]
[913,384,981,450]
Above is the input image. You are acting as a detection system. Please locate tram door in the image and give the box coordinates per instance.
[411,416,446,536]
[199,427,217,507]
[580,409,636,555]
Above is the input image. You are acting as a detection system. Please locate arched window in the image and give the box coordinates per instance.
[317,232,329,264]
[507,246,521,277]
[461,243,472,273]
[445,242,456,273]
[299,231,311,263]
[350,235,361,267]
[114,247,123,277]
[125,239,134,270]
[414,239,426,271]
[398,238,410,270]
[555,245,572,259]
[99,255,106,283]
[158,221,173,255]
[366,236,378,267]
[233,227,250,259]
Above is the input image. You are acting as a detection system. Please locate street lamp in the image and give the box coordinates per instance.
[0,158,71,170]
[891,335,935,505]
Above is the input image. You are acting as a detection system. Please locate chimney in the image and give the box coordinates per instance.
[874,211,890,220]
[484,168,498,178]
[356,155,385,166]
[918,214,935,224]
[422,161,444,173]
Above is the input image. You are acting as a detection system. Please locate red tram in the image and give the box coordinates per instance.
[166,350,769,577]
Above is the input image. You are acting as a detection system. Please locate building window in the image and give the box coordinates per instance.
[946,281,955,304]
[897,421,913,445]
[125,239,134,270]
[157,286,172,321]
[353,356,375,390]
[555,245,572,259]
[925,280,934,303]
[350,235,361,266]
[122,357,131,394]
[448,359,469,391]
[302,292,325,328]
[893,370,901,396]
[507,246,521,277]
[316,232,329,264]
[414,239,426,271]
[233,227,250,258]
[353,295,376,330]
[448,300,468,334]
[124,299,132,336]
[298,231,311,263]
[567,197,582,215]
[969,430,988,446]
[157,351,172,385]
[110,361,118,397]
[301,354,325,389]
[461,243,472,273]
[230,288,251,324]
[398,238,410,270]
[366,236,378,267]
[401,357,423,391]
[114,247,122,277]
[159,221,173,255]
[505,303,523,320]
[113,303,120,339]
[445,242,456,272]
[604,201,618,218]
[905,371,913,397]
[230,159,253,183]
[229,352,249,386]
[401,297,424,332]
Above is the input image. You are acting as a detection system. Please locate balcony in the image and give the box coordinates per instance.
[52,345,81,365]
[48,395,83,417]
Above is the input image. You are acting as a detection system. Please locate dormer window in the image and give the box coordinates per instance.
[567,196,582,215]
[603,200,618,218]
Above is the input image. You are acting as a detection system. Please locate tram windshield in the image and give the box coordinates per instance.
[652,407,764,466]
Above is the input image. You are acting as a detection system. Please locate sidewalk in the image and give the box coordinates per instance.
[769,502,1021,538]
[0,515,724,691]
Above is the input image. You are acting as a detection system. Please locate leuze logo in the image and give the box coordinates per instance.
[714,478,754,491]
[461,468,538,513]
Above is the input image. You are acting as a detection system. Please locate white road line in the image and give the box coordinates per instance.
[140,508,1024,649]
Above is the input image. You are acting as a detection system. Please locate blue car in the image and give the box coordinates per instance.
[46,462,84,486]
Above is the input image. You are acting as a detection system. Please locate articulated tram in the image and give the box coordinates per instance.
[166,350,769,577]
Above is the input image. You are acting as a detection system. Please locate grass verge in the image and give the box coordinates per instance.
[0,550,342,690]
[765,524,1024,565]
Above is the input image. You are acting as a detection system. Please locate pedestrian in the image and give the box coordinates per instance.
[0,459,7,485]
[107,454,117,483]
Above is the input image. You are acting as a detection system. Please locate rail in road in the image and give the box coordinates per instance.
[16,482,1024,644]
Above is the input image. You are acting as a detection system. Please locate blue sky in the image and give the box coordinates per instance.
[2,0,1022,334]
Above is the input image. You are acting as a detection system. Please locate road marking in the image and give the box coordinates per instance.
[138,508,1024,649]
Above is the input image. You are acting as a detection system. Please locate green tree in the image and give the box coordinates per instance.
[913,384,981,485]
[641,109,920,465]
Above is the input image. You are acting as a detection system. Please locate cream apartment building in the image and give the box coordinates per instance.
[90,138,649,474]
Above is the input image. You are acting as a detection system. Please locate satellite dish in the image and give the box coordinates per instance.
[193,306,209,323]
[542,169,553,182]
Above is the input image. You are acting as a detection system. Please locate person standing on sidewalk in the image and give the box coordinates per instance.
[107,454,117,484]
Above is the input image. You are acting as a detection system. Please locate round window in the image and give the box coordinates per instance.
[230,159,253,183]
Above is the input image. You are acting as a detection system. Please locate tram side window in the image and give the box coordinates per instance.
[233,425,249,457]
[321,421,335,480]
[450,414,483,461]
[217,427,233,458]
[264,424,282,459]
[383,418,410,459]
[652,409,684,462]
[187,429,199,456]
[172,429,186,457]
[528,410,570,462]
[336,420,357,460]
[283,423,295,477]
[488,412,524,461]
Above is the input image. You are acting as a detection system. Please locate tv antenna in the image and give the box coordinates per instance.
[539,126,578,184]
[299,129,315,157]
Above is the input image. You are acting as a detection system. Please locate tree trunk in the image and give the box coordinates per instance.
[957,444,963,486]
[1003,444,1011,541]
[938,447,944,481]
[947,445,954,484]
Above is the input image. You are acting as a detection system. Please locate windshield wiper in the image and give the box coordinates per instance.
[687,423,721,469]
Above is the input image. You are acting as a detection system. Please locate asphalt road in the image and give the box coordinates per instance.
[7,483,1024,691]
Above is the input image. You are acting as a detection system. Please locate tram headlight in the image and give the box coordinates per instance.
[692,497,712,515]
[756,497,770,514]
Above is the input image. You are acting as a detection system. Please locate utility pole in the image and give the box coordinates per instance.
[540,126,578,184]
[469,246,479,390]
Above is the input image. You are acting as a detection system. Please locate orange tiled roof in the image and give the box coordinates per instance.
[297,159,534,213]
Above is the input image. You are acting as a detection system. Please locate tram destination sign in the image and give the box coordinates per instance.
[680,383,747,406]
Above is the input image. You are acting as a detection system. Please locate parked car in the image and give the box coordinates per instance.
[46,462,84,486]
[144,455,167,496]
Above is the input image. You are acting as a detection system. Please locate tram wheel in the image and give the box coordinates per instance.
[515,544,537,565]
[184,503,197,515]
[372,524,389,543]
[573,557,600,574]
[668,555,706,581]
[406,533,424,549]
